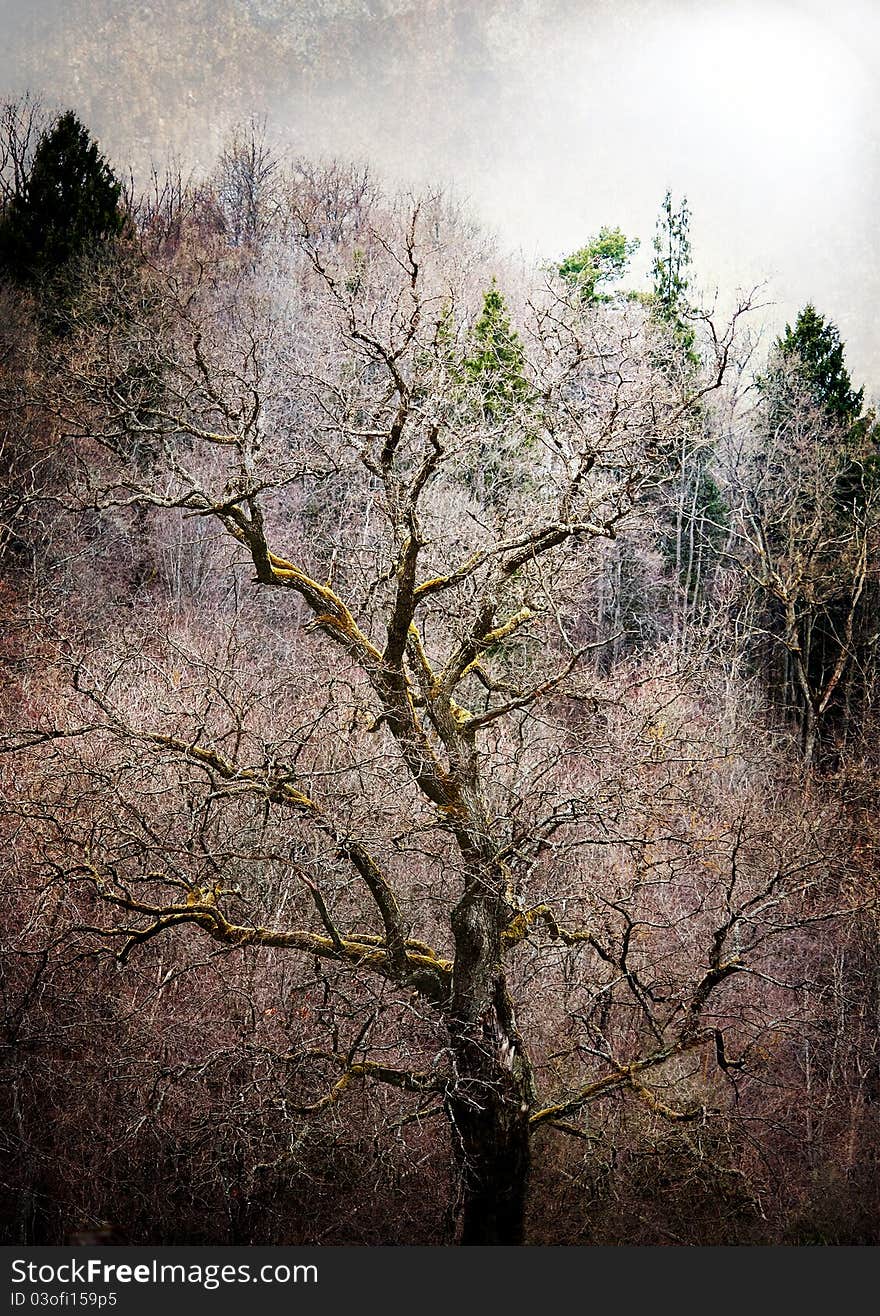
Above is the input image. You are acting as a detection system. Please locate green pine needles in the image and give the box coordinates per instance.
[463,278,529,421]
[558,226,639,304]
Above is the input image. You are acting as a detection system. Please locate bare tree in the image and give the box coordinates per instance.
[6,172,849,1245]
[724,372,879,766]
[0,95,46,209]
[214,118,281,252]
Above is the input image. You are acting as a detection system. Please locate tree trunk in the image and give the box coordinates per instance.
[446,889,534,1245]
[448,1080,532,1244]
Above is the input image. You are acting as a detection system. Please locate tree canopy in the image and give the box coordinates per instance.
[771,303,864,431]
[558,225,638,304]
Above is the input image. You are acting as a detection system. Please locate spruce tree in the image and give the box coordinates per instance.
[770,303,863,431]
[754,305,878,760]
[463,279,528,421]
[760,304,878,502]
[0,110,124,287]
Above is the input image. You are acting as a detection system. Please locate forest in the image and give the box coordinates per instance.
[0,97,878,1246]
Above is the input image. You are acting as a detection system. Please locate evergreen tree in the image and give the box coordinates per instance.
[647,193,723,615]
[759,304,878,502]
[773,304,863,429]
[463,279,528,421]
[558,226,638,304]
[752,305,878,761]
[452,281,533,509]
[0,110,124,287]
[651,191,691,318]
[650,190,696,361]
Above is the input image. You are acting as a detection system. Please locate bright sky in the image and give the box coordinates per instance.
[3,0,879,390]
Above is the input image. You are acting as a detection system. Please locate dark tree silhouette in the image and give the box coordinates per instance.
[770,303,864,431]
[0,110,124,286]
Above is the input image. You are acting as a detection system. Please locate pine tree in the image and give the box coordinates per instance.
[648,193,723,616]
[753,305,878,762]
[760,304,878,503]
[463,279,528,421]
[0,110,124,286]
[453,282,533,509]
[650,190,696,361]
[558,226,638,304]
[768,303,864,431]
[651,191,691,317]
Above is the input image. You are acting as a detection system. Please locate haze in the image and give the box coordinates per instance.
[3,0,878,390]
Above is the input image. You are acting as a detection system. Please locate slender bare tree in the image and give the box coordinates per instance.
[724,373,878,766]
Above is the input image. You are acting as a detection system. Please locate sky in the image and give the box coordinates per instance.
[2,0,879,391]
